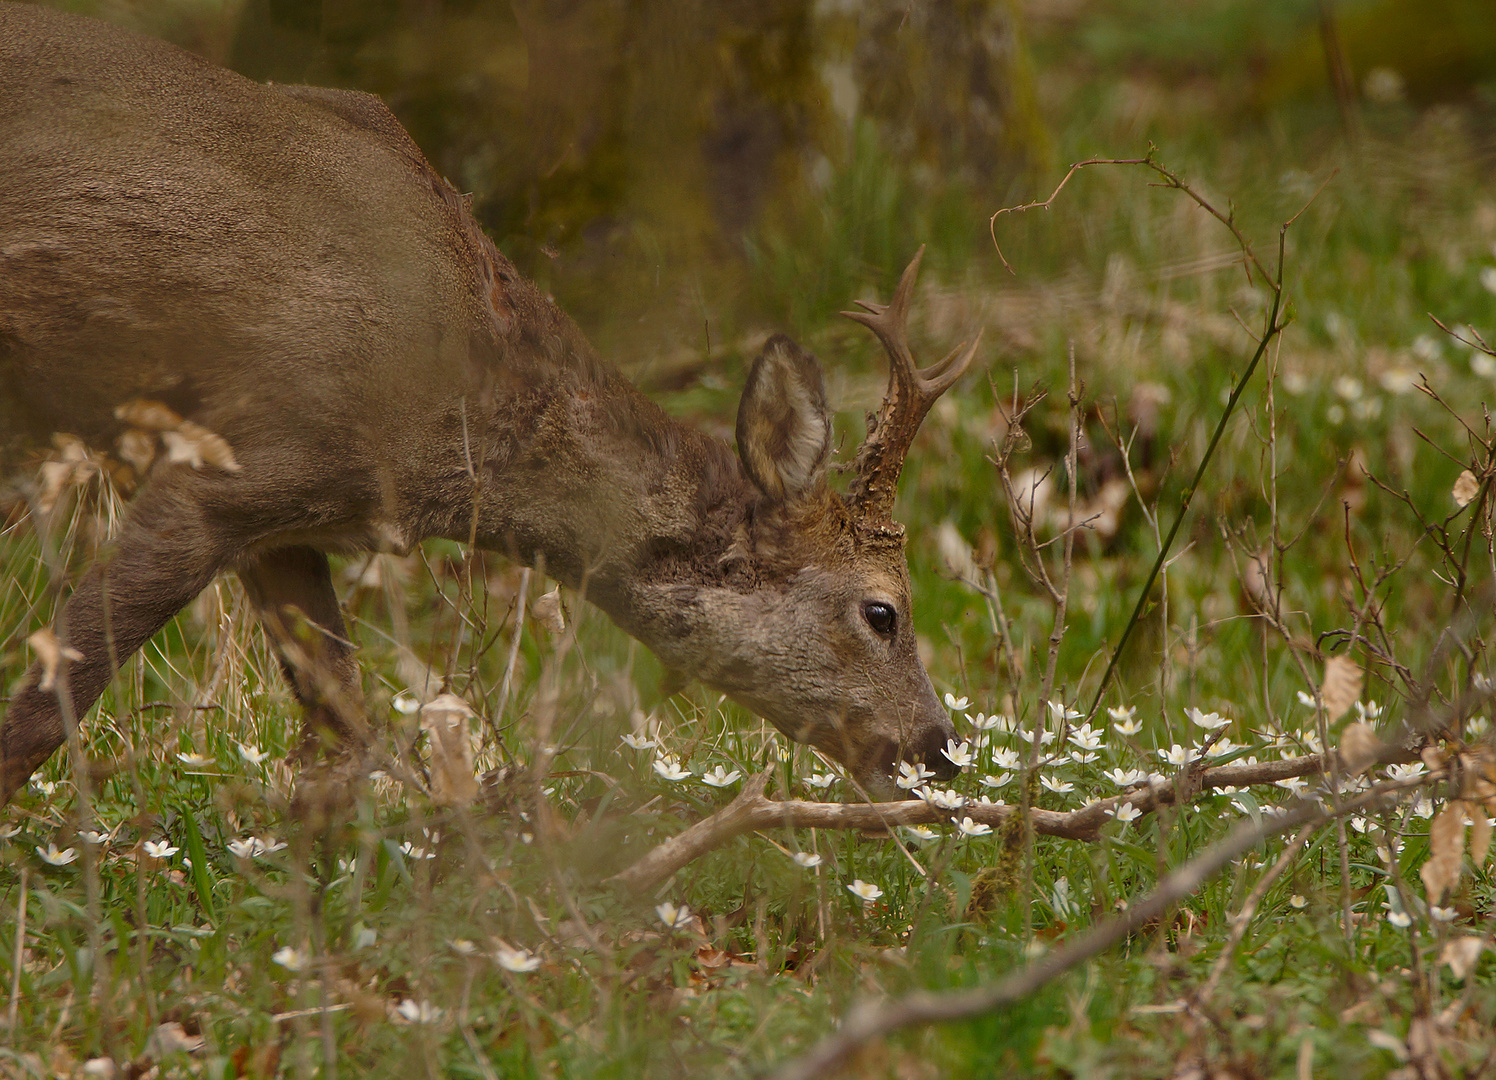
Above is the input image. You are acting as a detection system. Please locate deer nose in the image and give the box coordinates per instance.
[910,723,960,781]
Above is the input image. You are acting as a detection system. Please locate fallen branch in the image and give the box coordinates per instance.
[608,747,1415,895]
[763,771,1436,1080]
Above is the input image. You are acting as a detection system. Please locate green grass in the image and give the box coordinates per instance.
[6,3,1496,1077]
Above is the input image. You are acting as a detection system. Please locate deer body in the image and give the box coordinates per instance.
[0,3,971,803]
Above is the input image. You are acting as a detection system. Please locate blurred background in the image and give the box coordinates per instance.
[39,0,1496,359]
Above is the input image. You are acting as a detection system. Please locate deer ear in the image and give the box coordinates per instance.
[735,335,832,503]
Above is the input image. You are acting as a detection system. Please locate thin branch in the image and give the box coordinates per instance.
[763,772,1433,1080]
[607,746,1416,895]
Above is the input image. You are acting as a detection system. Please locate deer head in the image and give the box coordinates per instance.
[636,248,981,800]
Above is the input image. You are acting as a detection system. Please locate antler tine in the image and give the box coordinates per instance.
[839,246,982,521]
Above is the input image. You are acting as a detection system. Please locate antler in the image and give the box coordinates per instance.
[842,246,982,520]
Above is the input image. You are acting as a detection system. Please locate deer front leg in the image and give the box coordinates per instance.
[1,485,234,804]
[238,545,368,764]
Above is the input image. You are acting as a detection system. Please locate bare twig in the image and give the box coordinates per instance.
[607,746,1415,895]
[764,772,1434,1080]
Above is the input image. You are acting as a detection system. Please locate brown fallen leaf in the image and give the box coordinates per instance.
[116,427,156,474]
[1440,936,1487,980]
[28,628,83,692]
[1452,469,1480,509]
[1421,803,1467,903]
[1339,721,1382,776]
[114,399,183,431]
[162,421,241,472]
[420,693,479,807]
[35,433,99,513]
[531,587,566,634]
[1319,654,1363,723]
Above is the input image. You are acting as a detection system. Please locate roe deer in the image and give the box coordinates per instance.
[0,3,979,804]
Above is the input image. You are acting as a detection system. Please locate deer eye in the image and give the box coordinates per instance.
[863,601,897,637]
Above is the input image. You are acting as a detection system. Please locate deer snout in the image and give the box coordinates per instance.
[911,722,961,781]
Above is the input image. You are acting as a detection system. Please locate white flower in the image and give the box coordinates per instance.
[1411,795,1435,819]
[981,773,1014,789]
[272,946,308,972]
[391,694,422,715]
[1068,723,1105,751]
[32,780,58,796]
[494,944,542,972]
[904,825,938,841]
[1157,744,1197,767]
[227,838,259,858]
[1104,767,1150,787]
[1013,726,1056,746]
[1289,894,1308,910]
[235,741,270,765]
[36,843,77,866]
[1107,705,1140,733]
[1386,763,1427,783]
[1296,690,1317,708]
[1206,738,1240,758]
[804,772,839,790]
[895,762,934,790]
[970,712,1001,731]
[353,925,378,949]
[1430,906,1457,923]
[846,879,883,903]
[1107,801,1141,823]
[1275,776,1309,795]
[1069,750,1098,764]
[1051,877,1075,917]
[792,851,822,868]
[142,840,179,859]
[1187,708,1230,731]
[621,733,656,750]
[656,901,693,930]
[176,752,212,768]
[1039,776,1073,794]
[1354,700,1383,720]
[990,748,1021,770]
[700,765,741,788]
[0,824,19,840]
[395,999,442,1023]
[399,841,437,861]
[956,816,992,837]
[941,740,974,768]
[1387,909,1412,928]
[1349,816,1372,833]
[449,938,477,955]
[652,755,691,782]
[917,786,965,810]
[943,693,971,712]
[1046,701,1083,723]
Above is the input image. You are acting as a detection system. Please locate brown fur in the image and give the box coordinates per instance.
[0,3,958,803]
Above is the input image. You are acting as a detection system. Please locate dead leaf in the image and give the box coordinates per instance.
[1241,548,1272,612]
[162,421,241,472]
[420,693,479,807]
[116,427,156,473]
[28,628,83,692]
[114,399,183,432]
[936,520,976,580]
[1339,721,1382,776]
[1439,936,1487,980]
[531,587,566,634]
[1421,803,1467,903]
[1469,808,1492,868]
[35,434,98,513]
[1452,469,1480,508]
[1319,655,1363,723]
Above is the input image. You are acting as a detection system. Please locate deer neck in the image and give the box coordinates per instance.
[467,343,756,640]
